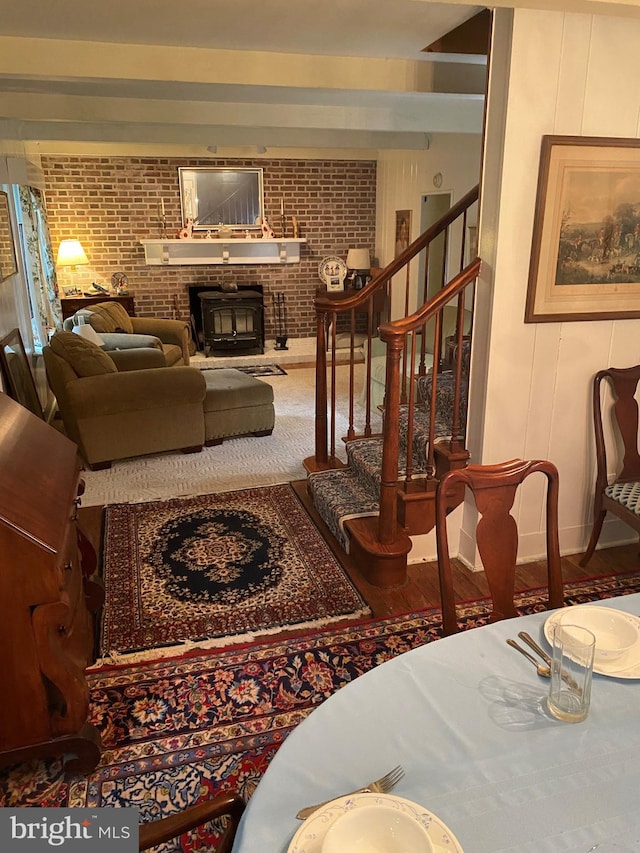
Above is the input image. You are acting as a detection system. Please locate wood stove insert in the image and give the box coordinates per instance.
[198,289,264,357]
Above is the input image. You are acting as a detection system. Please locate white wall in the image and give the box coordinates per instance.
[459,8,640,568]
[375,136,482,320]
[374,136,482,564]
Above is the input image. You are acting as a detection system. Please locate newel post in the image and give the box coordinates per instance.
[314,310,329,467]
[378,333,403,544]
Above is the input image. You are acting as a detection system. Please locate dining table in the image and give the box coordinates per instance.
[231,591,640,852]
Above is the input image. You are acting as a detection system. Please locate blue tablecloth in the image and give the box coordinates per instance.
[232,593,640,852]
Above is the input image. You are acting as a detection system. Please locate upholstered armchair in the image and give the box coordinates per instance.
[64,300,191,366]
[44,331,206,469]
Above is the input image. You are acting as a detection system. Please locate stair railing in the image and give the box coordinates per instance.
[305,184,479,475]
[377,258,481,544]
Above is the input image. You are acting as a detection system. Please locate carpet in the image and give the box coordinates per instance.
[203,364,287,377]
[79,365,382,508]
[2,571,639,846]
[99,484,370,662]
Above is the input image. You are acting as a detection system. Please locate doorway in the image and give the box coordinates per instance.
[418,191,452,304]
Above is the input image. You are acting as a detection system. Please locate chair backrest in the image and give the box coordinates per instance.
[435,458,564,636]
[591,365,640,490]
[138,790,245,853]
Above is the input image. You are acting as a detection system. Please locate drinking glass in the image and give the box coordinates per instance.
[547,623,595,723]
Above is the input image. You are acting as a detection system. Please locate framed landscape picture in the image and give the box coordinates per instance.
[525,135,640,323]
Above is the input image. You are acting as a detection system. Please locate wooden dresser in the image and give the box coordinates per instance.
[0,393,103,772]
[60,294,135,321]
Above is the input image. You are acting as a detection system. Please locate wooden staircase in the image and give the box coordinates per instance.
[304,185,481,587]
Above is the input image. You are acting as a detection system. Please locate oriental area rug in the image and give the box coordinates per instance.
[1,570,639,850]
[99,484,370,663]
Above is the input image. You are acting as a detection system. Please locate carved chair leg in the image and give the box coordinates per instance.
[580,509,606,567]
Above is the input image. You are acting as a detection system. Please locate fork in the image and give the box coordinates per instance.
[296,765,405,820]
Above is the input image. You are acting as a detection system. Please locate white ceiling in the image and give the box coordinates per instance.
[0,0,637,155]
[1,0,481,59]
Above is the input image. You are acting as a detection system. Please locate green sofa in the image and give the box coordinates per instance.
[63,300,191,367]
[44,331,206,469]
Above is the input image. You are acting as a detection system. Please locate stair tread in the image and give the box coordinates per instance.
[308,467,380,551]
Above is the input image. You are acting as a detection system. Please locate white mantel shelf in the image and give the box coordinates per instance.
[140,237,306,266]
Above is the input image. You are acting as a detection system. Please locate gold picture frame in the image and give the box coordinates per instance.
[525,135,640,323]
[395,210,411,258]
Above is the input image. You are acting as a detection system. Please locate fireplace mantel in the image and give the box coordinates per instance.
[140,237,306,266]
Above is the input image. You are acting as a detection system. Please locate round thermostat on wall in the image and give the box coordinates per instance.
[433,173,443,188]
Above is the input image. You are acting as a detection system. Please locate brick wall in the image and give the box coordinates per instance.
[41,156,376,341]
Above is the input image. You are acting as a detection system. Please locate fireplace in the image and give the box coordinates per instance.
[197,288,264,357]
[189,284,265,357]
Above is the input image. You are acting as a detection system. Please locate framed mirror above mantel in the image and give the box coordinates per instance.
[139,237,306,266]
[179,167,265,232]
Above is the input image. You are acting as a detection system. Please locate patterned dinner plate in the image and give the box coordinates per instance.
[317,255,347,287]
[287,792,463,852]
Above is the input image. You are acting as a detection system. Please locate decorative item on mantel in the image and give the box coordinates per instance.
[215,223,233,240]
[178,218,194,239]
[159,198,167,237]
[261,217,275,239]
[274,292,288,350]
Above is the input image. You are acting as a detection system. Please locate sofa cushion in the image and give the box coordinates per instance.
[84,301,134,334]
[100,332,163,351]
[50,331,118,377]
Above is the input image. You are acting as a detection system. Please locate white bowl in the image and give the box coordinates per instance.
[321,804,434,853]
[559,606,638,664]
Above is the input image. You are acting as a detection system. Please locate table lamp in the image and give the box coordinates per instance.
[57,239,89,292]
[346,248,371,290]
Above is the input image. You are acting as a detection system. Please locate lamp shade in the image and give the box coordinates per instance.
[72,323,104,347]
[57,239,89,268]
[346,248,371,270]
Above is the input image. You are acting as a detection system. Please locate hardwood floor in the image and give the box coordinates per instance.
[78,484,639,626]
[290,480,640,618]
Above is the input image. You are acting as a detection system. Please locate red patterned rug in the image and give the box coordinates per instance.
[2,571,639,849]
[100,484,370,662]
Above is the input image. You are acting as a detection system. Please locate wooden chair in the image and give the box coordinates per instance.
[138,790,245,852]
[435,459,564,636]
[581,365,640,567]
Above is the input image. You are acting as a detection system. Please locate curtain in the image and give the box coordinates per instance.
[17,186,62,348]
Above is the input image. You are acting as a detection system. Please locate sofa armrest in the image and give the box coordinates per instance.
[107,347,167,371]
[131,317,191,363]
[100,332,163,351]
[66,366,206,418]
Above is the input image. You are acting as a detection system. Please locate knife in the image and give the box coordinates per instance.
[518,631,551,665]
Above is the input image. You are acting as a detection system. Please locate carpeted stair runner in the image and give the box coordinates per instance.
[308,407,437,551]
[308,369,470,553]
[308,463,380,550]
